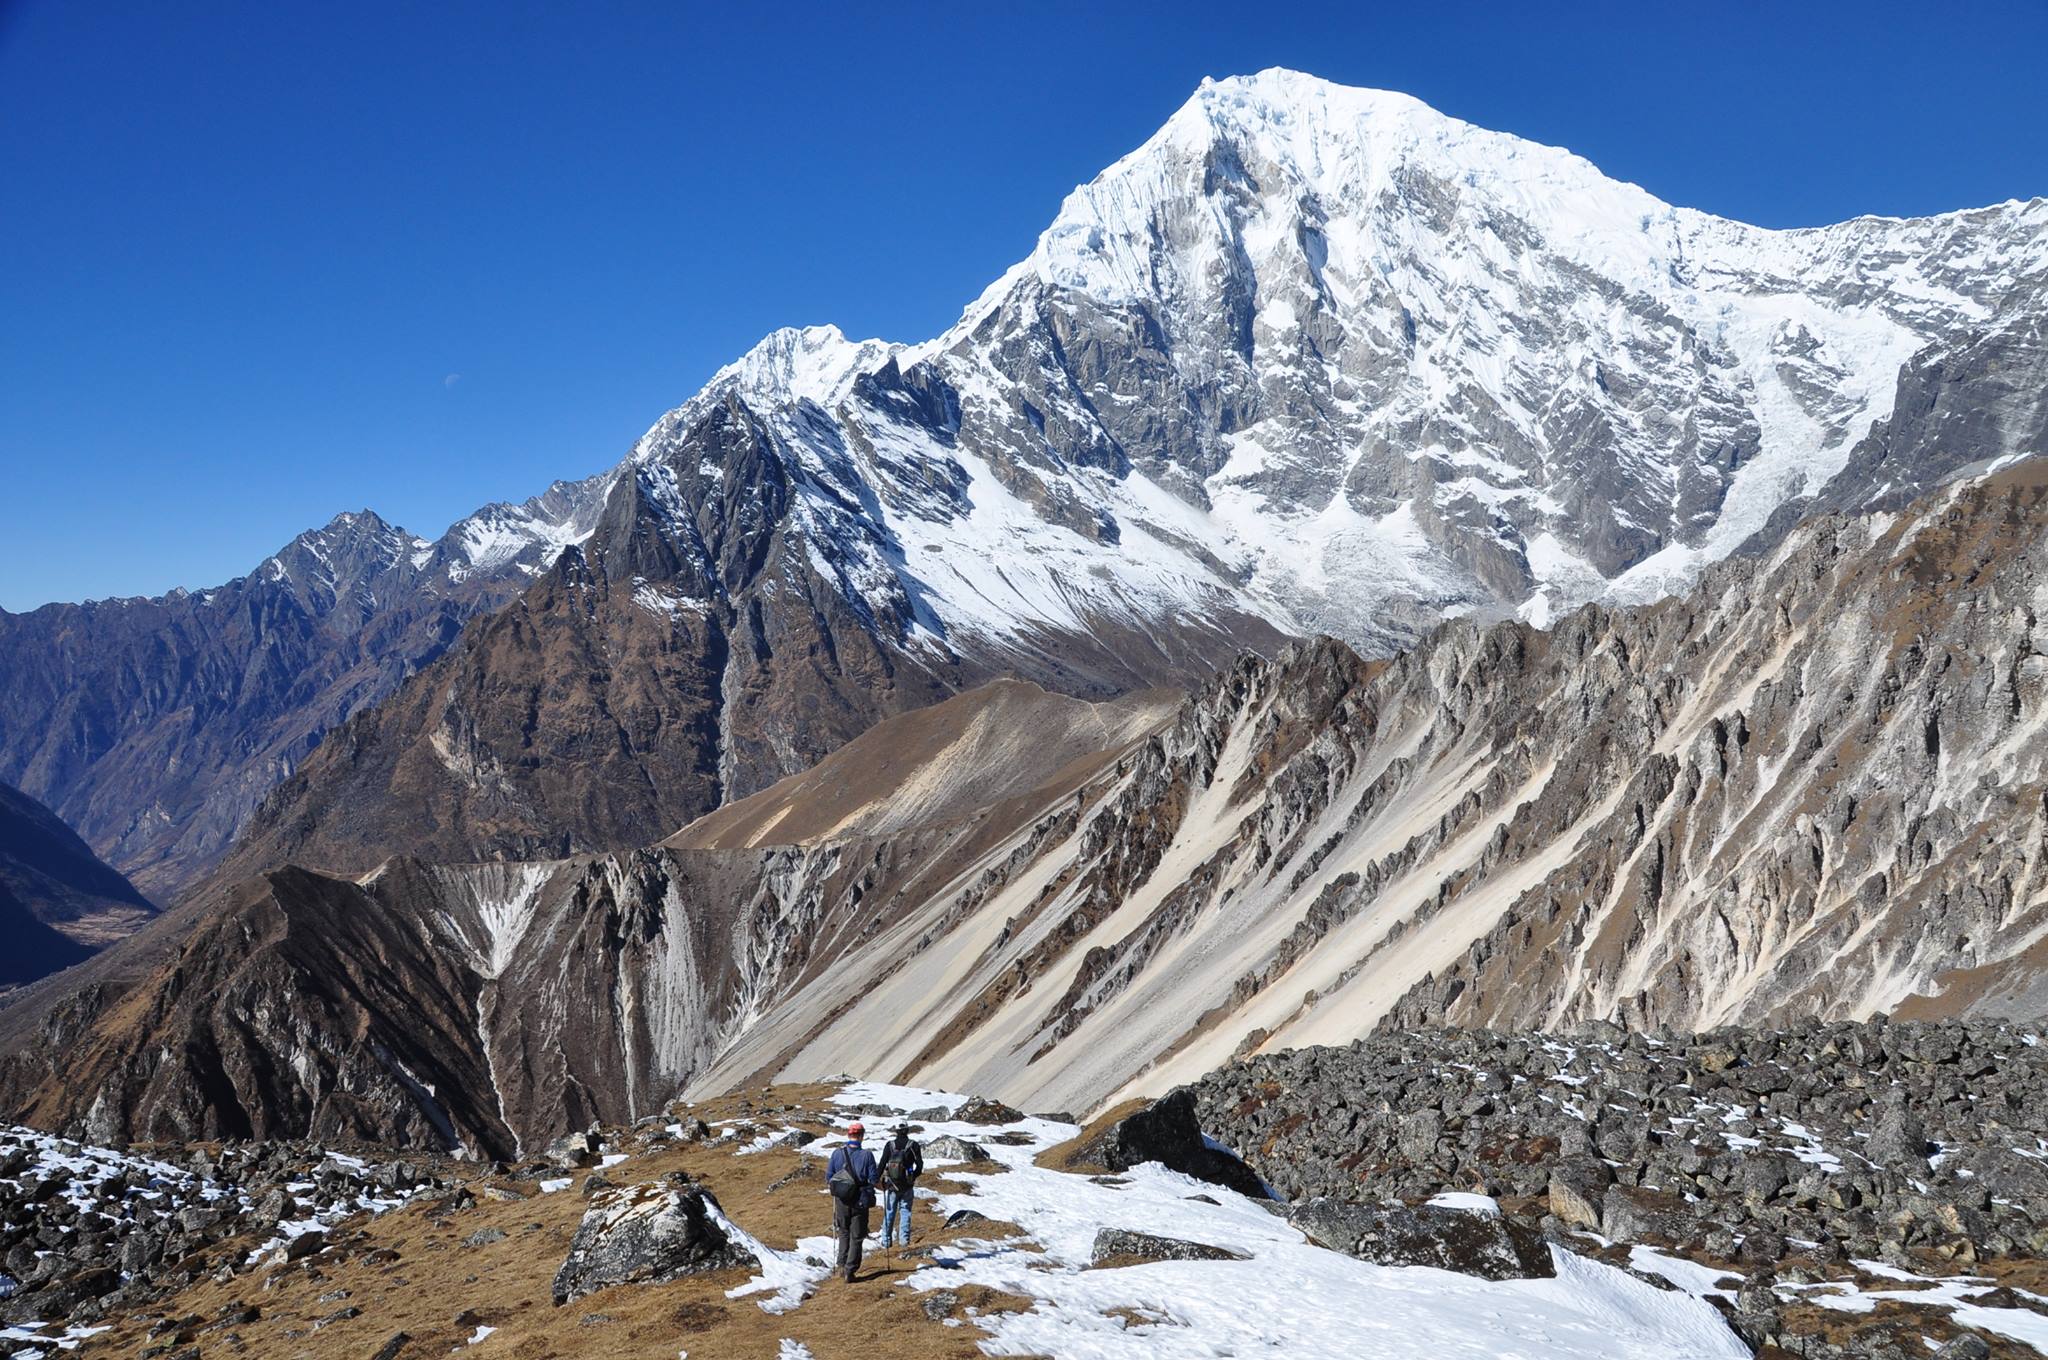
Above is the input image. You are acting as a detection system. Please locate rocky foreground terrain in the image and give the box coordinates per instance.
[1189,1019,2048,1356]
[2,1075,1747,1360]
[8,1030,2048,1356]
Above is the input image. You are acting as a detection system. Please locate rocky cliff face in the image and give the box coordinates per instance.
[200,400,1240,886]
[0,685,1175,1154]
[694,461,2048,1114]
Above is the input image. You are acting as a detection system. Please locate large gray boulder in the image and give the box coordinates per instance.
[550,1177,755,1304]
[1599,1185,1698,1247]
[1547,1156,1612,1232]
[1866,1090,1930,1170]
[1288,1198,1554,1281]
[545,1130,603,1170]
[925,1135,988,1162]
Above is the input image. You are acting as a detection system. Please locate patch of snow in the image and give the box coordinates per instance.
[711,1199,834,1315]
[820,1084,1745,1359]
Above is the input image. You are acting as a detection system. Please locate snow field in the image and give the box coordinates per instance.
[716,1083,1749,1358]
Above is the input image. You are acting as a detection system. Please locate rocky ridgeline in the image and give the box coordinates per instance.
[0,1125,448,1334]
[1184,1019,2048,1355]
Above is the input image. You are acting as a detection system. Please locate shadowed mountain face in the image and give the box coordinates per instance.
[0,780,154,991]
[13,466,2048,1154]
[4,73,2043,914]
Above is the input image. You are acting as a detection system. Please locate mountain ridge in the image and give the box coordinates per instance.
[11,462,2048,1153]
[4,68,2042,918]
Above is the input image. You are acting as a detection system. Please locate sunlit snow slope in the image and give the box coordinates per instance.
[623,69,2045,657]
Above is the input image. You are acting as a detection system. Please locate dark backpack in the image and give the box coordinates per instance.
[880,1138,923,1191]
[828,1146,868,1205]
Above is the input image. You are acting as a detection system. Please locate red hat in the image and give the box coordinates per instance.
[847,1122,865,1138]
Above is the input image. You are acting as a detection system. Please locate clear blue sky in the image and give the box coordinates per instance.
[4,0,2045,610]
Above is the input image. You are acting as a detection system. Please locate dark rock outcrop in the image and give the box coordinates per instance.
[1188,1022,2048,1353]
[550,1178,754,1304]
[1077,1090,1268,1200]
[1189,1021,2048,1271]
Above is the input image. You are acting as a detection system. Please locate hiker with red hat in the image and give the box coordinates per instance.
[825,1120,882,1282]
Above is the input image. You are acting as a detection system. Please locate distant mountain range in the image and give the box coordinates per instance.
[0,492,609,900]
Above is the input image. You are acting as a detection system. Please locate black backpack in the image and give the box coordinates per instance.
[880,1137,923,1191]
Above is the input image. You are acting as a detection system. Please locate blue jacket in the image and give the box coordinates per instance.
[827,1142,880,1208]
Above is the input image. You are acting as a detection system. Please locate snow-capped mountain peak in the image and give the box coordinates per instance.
[886,72,2047,649]
[599,74,2047,665]
[715,323,899,409]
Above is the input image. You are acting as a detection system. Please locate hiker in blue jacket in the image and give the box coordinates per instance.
[825,1121,881,1281]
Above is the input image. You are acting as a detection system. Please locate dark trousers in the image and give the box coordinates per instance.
[833,1199,870,1277]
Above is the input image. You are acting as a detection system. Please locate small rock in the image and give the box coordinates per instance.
[1289,1198,1553,1281]
[279,1230,328,1263]
[1089,1228,1248,1265]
